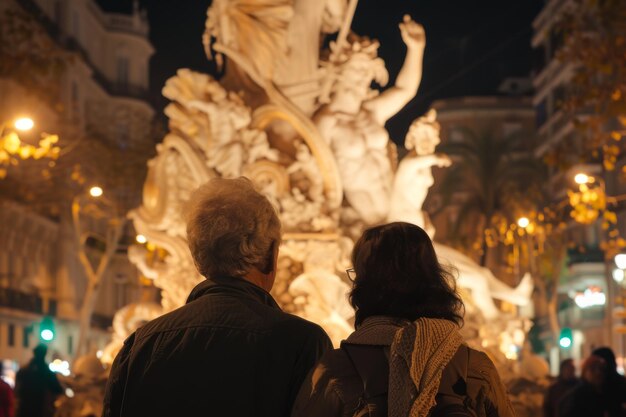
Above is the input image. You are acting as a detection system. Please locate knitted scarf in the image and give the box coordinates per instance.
[388,318,464,417]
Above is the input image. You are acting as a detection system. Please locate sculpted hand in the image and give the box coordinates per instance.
[399,15,425,50]
[436,154,452,167]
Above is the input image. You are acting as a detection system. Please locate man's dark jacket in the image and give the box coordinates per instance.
[103,276,332,417]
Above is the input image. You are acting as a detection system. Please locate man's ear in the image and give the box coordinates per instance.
[262,240,279,275]
[269,240,279,273]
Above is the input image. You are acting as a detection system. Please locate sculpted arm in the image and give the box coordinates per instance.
[313,109,338,145]
[366,15,425,124]
[396,154,451,175]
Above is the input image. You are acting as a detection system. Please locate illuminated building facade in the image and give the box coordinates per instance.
[0,0,156,378]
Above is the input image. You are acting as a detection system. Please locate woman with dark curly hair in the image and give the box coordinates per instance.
[292,222,514,417]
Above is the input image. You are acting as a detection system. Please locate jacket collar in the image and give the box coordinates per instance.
[186,276,281,310]
[344,316,409,346]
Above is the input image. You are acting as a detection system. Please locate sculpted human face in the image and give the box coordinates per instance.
[408,123,440,155]
[332,64,372,110]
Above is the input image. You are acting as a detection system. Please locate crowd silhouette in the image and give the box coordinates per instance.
[544,347,626,417]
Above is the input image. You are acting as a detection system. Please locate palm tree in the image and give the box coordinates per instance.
[433,127,544,266]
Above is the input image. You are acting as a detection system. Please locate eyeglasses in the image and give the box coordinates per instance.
[346,268,356,282]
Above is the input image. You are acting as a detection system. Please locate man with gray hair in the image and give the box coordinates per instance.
[103,177,332,417]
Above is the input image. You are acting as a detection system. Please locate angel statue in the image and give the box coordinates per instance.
[315,15,425,225]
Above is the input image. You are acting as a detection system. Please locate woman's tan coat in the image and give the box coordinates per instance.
[292,317,515,417]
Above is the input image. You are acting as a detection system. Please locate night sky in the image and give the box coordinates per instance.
[99,0,543,141]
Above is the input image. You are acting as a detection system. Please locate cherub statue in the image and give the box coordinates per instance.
[315,15,426,224]
[388,109,451,237]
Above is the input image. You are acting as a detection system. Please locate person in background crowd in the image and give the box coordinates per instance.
[0,362,14,417]
[592,347,626,417]
[559,355,608,417]
[103,177,332,417]
[543,358,578,417]
[15,344,63,417]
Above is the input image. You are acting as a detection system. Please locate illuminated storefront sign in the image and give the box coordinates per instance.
[573,286,606,309]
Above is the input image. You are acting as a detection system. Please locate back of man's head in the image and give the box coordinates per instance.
[185,177,281,279]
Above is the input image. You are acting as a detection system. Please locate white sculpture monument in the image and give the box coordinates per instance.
[124,0,532,356]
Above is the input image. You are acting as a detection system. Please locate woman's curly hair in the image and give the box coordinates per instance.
[349,222,464,327]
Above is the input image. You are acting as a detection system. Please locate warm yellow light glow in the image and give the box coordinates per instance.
[136,234,147,244]
[517,217,530,229]
[89,186,103,197]
[574,173,590,185]
[14,117,34,131]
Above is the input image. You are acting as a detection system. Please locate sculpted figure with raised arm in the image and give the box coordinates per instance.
[314,15,425,224]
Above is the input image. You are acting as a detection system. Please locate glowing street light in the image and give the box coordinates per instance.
[13,117,34,131]
[517,217,530,229]
[89,186,103,198]
[136,234,147,244]
[616,254,626,270]
[574,173,594,185]
[0,116,60,179]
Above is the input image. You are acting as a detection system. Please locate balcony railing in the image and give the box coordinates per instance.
[91,313,113,330]
[567,247,605,265]
[86,0,149,37]
[0,287,57,316]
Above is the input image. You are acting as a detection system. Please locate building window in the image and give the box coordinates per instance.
[115,273,128,310]
[23,326,32,348]
[8,324,14,347]
[117,57,129,89]
[536,100,547,128]
[116,121,129,150]
[503,122,522,137]
[71,81,79,102]
[532,45,546,76]
[553,85,567,112]
[548,29,564,61]
[71,81,80,119]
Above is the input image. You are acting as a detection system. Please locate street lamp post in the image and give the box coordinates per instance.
[72,186,124,358]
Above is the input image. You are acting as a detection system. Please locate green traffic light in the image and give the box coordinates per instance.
[559,327,573,348]
[39,316,55,342]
